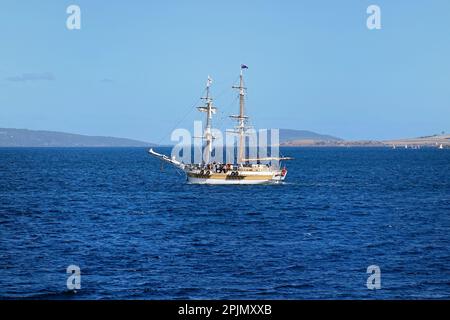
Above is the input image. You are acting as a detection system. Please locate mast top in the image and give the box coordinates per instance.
[198,75,216,114]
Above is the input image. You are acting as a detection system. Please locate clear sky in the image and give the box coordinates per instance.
[1,0,449,142]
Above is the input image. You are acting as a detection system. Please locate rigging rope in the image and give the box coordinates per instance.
[154,74,241,146]
[154,88,206,146]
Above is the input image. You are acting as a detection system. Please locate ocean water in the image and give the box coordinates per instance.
[0,147,449,299]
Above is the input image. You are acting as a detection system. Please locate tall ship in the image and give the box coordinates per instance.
[149,65,293,184]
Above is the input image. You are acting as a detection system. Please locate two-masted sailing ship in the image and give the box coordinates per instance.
[149,65,292,184]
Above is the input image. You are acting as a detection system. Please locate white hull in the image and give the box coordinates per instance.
[186,176,282,185]
[185,171,286,185]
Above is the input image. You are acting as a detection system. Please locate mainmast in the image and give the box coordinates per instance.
[231,65,248,164]
[197,76,216,164]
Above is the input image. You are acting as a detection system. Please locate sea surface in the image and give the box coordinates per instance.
[0,147,449,299]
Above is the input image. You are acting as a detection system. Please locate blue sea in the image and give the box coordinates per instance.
[0,147,449,299]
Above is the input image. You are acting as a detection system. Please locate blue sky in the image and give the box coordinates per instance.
[1,0,449,142]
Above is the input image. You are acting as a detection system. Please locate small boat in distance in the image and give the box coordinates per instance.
[439,144,444,149]
[149,65,293,184]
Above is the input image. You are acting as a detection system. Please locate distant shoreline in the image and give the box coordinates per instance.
[280,134,450,148]
[1,127,448,148]
[0,145,447,149]
[0,128,155,148]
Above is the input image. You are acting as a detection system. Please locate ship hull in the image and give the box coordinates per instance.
[187,176,274,185]
[186,172,285,185]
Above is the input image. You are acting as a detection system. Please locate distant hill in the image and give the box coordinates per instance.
[6,127,445,148]
[0,128,155,147]
[280,131,450,147]
[279,129,342,143]
[383,134,450,147]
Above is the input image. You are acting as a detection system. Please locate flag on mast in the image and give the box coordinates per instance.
[241,64,248,69]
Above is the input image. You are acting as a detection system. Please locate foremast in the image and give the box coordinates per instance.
[197,76,217,164]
